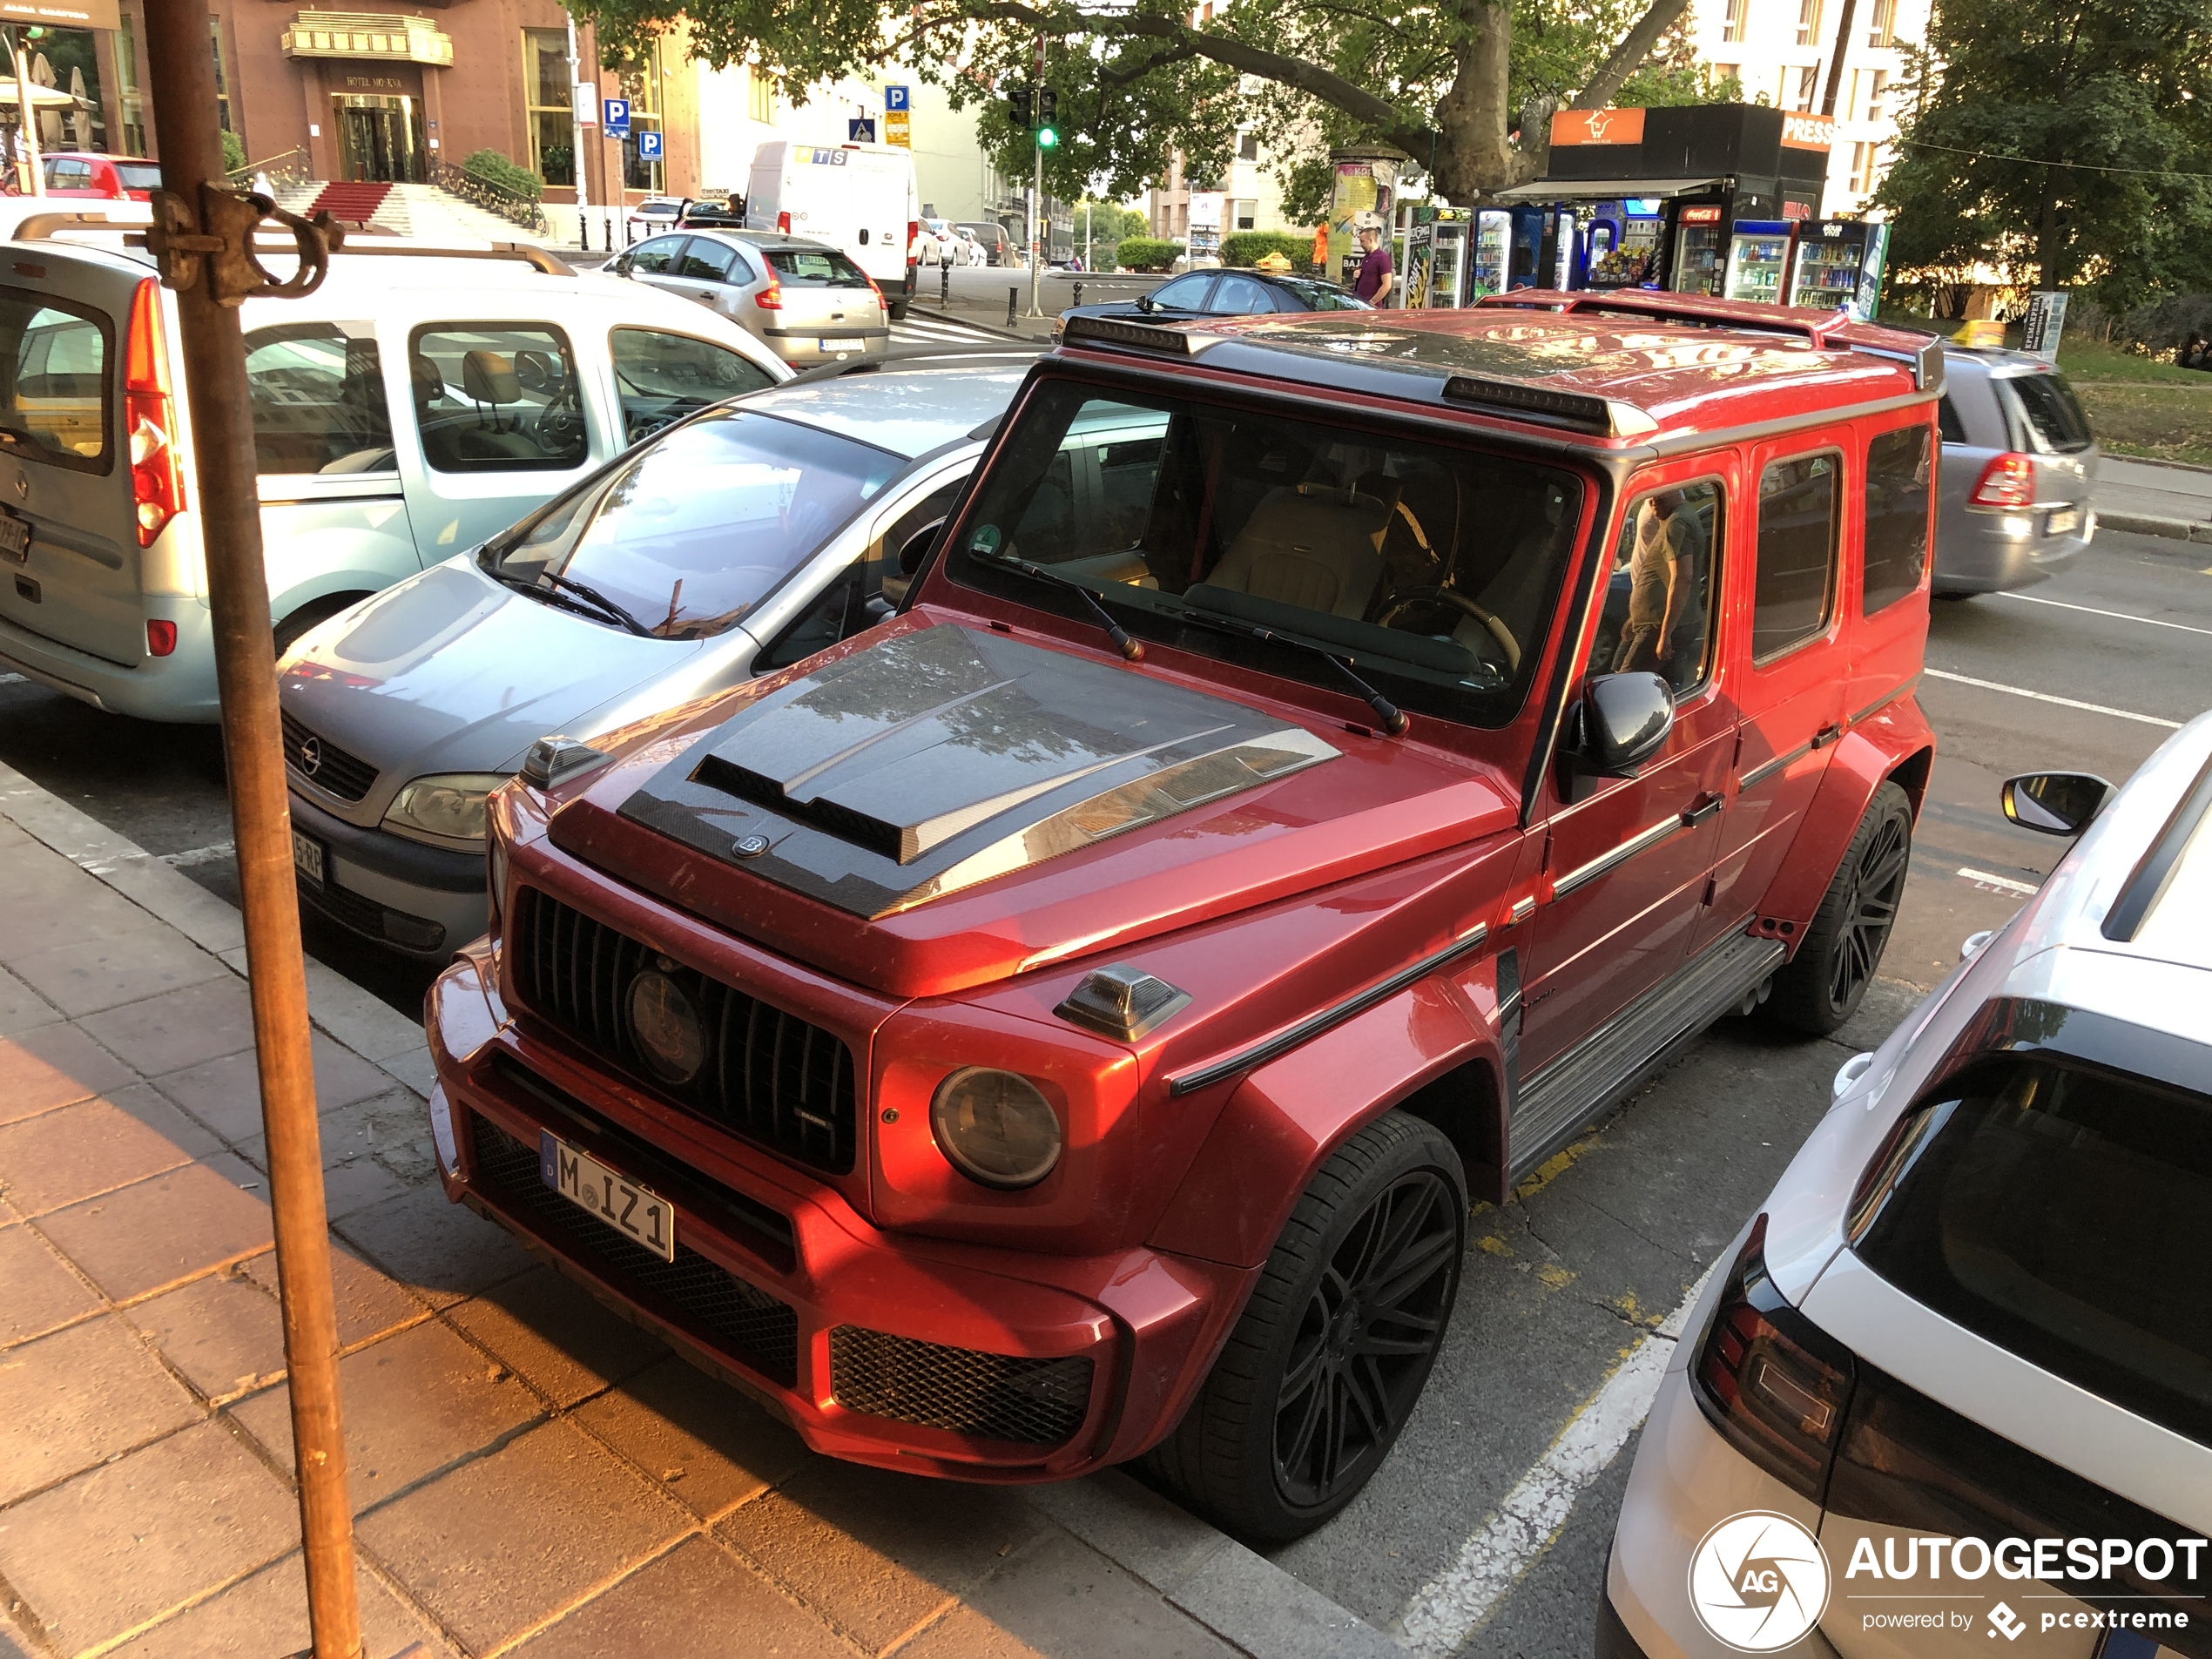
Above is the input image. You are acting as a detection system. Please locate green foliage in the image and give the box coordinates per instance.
[1221,229,1317,270]
[220,130,246,174]
[1073,199,1152,246]
[462,148,545,201]
[1115,236,1184,272]
[1876,0,2212,313]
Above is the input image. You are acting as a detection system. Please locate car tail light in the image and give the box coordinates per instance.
[124,277,184,547]
[1966,452,2035,509]
[907,219,920,257]
[1690,1214,1856,1501]
[145,618,177,657]
[866,273,885,309]
[776,210,792,233]
[755,273,783,311]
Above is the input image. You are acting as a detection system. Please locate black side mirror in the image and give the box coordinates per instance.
[898,518,946,577]
[1568,672,1675,779]
[609,255,631,276]
[1136,293,1156,314]
[2001,771,2113,836]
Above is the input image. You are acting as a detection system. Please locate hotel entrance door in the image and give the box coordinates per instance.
[334,94,425,183]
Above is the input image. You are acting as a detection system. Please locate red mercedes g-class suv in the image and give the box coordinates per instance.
[423,291,1940,1542]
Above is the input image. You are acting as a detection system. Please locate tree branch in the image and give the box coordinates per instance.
[1098,40,1200,90]
[1568,0,1692,110]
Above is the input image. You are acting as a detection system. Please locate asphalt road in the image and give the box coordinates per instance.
[2,529,2208,1656]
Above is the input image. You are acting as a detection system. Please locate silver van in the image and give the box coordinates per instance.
[1934,346,2099,595]
[0,231,789,722]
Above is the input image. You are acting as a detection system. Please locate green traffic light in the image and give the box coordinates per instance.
[1037,125,1058,149]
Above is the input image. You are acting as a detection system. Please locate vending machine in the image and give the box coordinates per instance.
[1723,220,1792,303]
[1789,219,1876,310]
[1470,209,1512,298]
[1428,215,1468,306]
[1670,205,1726,296]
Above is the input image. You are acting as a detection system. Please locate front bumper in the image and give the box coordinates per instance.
[1932,509,2093,595]
[424,944,1249,1481]
[289,789,489,959]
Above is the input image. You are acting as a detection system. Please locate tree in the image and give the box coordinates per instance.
[572,0,1716,206]
[1877,0,2212,310]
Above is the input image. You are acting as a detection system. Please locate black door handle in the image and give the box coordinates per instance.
[1681,794,1723,827]
[1811,723,1844,750]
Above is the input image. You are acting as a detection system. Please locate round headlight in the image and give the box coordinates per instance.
[626,970,705,1085]
[930,1068,1062,1190]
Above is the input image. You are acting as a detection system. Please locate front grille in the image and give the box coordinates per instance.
[469,1112,799,1386]
[281,711,378,803]
[509,887,857,1174]
[830,1326,1094,1447]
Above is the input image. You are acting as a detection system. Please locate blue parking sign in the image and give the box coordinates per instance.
[884,84,909,111]
[637,130,662,160]
[604,97,630,136]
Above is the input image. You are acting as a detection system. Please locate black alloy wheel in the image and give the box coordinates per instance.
[1765,779,1914,1034]
[1144,1111,1466,1543]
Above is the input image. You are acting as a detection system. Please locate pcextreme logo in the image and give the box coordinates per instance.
[1688,1513,1831,1652]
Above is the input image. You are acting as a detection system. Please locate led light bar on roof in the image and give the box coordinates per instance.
[1440,374,1660,439]
[1060,314,1219,355]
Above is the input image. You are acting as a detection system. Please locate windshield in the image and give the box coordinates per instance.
[486,409,902,640]
[1273,277,1369,311]
[946,378,1586,727]
[766,248,874,288]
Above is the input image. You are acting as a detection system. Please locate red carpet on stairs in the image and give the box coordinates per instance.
[303,181,392,223]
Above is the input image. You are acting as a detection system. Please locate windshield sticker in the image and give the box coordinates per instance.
[969,524,1001,555]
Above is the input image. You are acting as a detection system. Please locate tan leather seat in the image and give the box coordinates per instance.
[462,350,521,407]
[1207,485,1390,619]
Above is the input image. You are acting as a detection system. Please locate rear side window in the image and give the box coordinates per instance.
[409,323,587,474]
[114,162,163,192]
[1752,452,1838,660]
[0,287,110,472]
[246,322,394,475]
[1862,425,1931,615]
[609,327,775,443]
[677,239,736,281]
[625,237,686,277]
[1856,1053,2212,1447]
[765,248,873,287]
[2001,372,2094,454]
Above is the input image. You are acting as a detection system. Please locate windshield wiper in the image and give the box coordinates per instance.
[1166,602,1409,737]
[487,569,651,637]
[989,554,1145,662]
[542,571,652,637]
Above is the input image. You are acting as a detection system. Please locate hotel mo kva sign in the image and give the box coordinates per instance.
[1549,108,1647,147]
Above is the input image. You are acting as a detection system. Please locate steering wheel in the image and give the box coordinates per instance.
[536,385,585,454]
[1373,586,1521,673]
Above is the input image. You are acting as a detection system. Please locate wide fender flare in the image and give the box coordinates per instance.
[1759,711,1934,936]
[1148,974,1504,1271]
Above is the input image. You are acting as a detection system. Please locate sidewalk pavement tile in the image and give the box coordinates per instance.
[152,1033,401,1143]
[570,1352,806,1521]
[0,963,61,1039]
[0,879,172,961]
[240,1240,425,1348]
[105,1550,440,1659]
[0,1085,219,1216]
[124,1269,294,1402]
[356,1418,688,1656]
[227,1318,543,1514]
[6,928,227,1020]
[78,976,258,1078]
[0,1221,100,1348]
[1024,1471,1231,1596]
[0,1022,138,1124]
[37,1153,274,1303]
[233,1089,437,1222]
[896,1528,1244,1659]
[0,1314,199,1505]
[443,1265,667,1410]
[334,1182,535,1307]
[0,1420,298,1656]
[513,1534,846,1658]
[715,1460,1044,1655]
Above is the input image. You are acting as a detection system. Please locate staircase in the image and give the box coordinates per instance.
[271,179,558,248]
[301,180,392,225]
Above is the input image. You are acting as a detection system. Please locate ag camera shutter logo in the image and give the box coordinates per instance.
[1689,1512,1832,1651]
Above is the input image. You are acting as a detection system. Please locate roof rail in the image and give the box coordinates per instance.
[15,212,576,277]
[10,211,143,241]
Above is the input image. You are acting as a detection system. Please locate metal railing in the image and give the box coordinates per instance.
[430,156,549,236]
[225,146,312,191]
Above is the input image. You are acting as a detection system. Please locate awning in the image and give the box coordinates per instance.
[1491,176,1727,203]
[0,84,86,109]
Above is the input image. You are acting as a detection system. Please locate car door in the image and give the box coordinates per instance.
[1696,435,1851,951]
[1519,466,1737,1076]
[617,236,691,300]
[1134,273,1217,321]
[663,237,739,311]
[1849,415,1934,733]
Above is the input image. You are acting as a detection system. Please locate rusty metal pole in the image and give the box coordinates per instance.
[138,1,362,1654]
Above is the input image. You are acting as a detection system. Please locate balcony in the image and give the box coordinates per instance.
[280,11,455,64]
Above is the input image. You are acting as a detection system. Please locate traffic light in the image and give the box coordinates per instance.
[1037,86,1058,148]
[1008,87,1033,129]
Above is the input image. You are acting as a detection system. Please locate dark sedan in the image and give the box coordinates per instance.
[1052,267,1368,336]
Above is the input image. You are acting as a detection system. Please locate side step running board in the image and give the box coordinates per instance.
[1507,932,1787,1182]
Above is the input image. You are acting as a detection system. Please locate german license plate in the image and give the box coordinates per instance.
[290,827,324,887]
[0,510,28,564]
[540,1131,675,1262]
[2047,507,2080,536]
[822,339,852,354]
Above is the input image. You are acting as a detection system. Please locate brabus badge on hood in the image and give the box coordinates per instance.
[732,833,771,859]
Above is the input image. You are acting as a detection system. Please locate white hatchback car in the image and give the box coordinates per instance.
[0,225,787,722]
[1603,712,2212,1659]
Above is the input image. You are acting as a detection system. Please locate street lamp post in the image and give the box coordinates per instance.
[1028,31,1043,317]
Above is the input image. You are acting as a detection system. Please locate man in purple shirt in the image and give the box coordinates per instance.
[1352,224,1396,306]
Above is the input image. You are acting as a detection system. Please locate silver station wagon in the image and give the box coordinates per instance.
[0,227,788,722]
[276,351,1069,958]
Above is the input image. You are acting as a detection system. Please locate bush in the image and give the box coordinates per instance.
[461,148,543,201]
[1113,236,1182,273]
[1221,230,1318,273]
[220,130,246,174]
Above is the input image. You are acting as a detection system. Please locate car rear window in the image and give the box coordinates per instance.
[765,248,873,287]
[114,162,164,192]
[0,286,110,472]
[2000,371,2094,454]
[1853,1051,2212,1447]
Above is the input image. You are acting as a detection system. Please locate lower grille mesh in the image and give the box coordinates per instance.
[469,1113,799,1386]
[830,1326,1093,1447]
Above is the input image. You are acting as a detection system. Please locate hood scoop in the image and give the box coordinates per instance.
[618,624,1338,917]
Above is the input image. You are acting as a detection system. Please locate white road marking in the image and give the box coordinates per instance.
[1393,1262,1718,1657]
[1923,668,2183,729]
[1957,867,2039,897]
[158,840,234,868]
[1993,590,2212,638]
[0,671,23,685]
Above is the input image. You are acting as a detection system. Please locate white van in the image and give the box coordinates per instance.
[0,225,789,723]
[745,141,918,317]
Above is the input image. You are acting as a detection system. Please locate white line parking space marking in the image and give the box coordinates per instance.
[1923,669,2183,730]
[1994,591,2212,638]
[1393,1263,1718,1657]
[1958,867,2039,897]
[158,840,235,869]
[0,672,23,685]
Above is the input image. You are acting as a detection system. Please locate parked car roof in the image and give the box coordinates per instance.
[752,359,1035,458]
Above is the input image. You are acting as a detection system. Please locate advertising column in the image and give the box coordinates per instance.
[1327,148,1399,290]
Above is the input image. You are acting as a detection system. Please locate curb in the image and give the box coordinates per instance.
[2096,509,2212,543]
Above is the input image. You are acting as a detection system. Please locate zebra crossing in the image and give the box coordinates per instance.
[889,308,1038,349]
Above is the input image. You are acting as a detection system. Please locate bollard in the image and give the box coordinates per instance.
[1008,286,1017,327]
[1073,281,1083,307]
[941,261,950,307]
